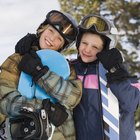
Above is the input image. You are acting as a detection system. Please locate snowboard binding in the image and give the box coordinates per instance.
[0,108,52,140]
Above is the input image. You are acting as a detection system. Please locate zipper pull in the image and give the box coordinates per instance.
[84,68,87,74]
[41,109,47,119]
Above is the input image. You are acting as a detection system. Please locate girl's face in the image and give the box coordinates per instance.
[79,32,104,63]
[39,25,65,51]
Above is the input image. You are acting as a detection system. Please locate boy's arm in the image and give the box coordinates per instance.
[110,78,140,112]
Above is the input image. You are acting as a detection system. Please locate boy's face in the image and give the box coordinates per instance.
[39,25,65,51]
[79,32,104,63]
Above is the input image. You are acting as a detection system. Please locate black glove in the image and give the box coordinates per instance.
[42,99,68,127]
[18,51,49,81]
[96,48,123,71]
[15,33,39,55]
[97,48,129,83]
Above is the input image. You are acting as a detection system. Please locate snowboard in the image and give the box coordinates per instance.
[98,62,119,140]
[18,49,70,140]
[18,49,70,102]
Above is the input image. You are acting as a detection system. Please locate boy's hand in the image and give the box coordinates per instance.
[15,33,38,55]
[96,48,123,72]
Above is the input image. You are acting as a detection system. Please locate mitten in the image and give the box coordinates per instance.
[42,99,68,127]
[96,48,123,71]
[105,65,129,83]
[18,51,49,81]
[97,48,129,82]
[15,33,39,55]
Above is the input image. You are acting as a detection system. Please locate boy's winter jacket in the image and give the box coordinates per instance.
[73,59,140,140]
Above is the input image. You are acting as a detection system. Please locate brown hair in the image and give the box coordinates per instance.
[36,24,50,37]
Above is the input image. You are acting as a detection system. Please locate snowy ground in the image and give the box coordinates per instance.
[136,131,140,139]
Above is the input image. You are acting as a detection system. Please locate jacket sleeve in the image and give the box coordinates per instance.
[0,54,41,118]
[0,53,21,121]
[109,78,140,113]
[37,62,82,110]
[0,53,21,98]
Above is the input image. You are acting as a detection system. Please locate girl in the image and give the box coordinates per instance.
[0,10,82,140]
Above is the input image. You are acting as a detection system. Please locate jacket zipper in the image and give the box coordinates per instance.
[83,65,89,140]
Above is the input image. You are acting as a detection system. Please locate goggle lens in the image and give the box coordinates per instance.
[81,16,110,33]
[47,11,76,39]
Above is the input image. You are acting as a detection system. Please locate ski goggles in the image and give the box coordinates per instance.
[79,14,111,34]
[46,10,77,40]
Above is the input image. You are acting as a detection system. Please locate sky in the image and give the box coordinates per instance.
[0,0,140,139]
[0,0,60,64]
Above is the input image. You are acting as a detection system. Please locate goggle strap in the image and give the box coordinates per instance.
[110,27,118,34]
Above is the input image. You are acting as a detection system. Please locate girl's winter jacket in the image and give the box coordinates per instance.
[73,59,140,140]
[0,53,82,140]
